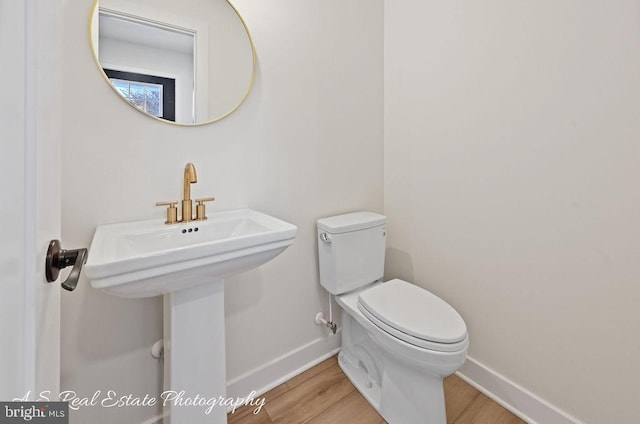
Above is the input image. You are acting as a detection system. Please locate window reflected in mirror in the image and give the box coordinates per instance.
[105,69,176,121]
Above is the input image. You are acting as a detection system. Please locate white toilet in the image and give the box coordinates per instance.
[317,212,469,424]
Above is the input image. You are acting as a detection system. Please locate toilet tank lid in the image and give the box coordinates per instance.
[317,212,386,234]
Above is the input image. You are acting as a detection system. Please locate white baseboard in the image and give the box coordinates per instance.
[458,356,584,424]
[226,331,342,401]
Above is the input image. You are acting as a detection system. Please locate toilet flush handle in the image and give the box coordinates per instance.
[320,232,332,243]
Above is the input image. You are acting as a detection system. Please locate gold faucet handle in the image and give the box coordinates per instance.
[195,197,215,221]
[156,201,179,225]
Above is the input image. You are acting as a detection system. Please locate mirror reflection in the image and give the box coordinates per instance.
[90,0,255,125]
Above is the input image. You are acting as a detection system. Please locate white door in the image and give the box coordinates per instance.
[0,0,63,401]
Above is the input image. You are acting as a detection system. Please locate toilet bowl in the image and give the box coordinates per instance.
[317,212,469,424]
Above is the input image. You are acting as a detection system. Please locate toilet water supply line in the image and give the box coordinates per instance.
[315,294,337,334]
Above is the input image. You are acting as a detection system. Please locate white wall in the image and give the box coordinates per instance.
[61,0,383,423]
[384,1,640,423]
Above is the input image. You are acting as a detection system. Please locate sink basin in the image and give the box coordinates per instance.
[85,209,297,298]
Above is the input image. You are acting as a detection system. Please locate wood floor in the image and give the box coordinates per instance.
[228,355,526,424]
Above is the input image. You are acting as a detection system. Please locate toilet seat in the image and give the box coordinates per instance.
[357,279,468,352]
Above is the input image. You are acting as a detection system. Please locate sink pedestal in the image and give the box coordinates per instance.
[163,279,226,423]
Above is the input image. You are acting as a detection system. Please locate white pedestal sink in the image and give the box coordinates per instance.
[84,209,297,423]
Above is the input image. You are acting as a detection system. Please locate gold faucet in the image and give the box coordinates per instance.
[156,163,215,224]
[182,163,198,222]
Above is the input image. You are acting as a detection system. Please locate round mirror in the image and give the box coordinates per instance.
[90,0,255,125]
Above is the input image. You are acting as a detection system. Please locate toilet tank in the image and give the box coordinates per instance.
[317,212,386,295]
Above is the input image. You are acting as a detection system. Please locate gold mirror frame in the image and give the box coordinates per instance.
[89,0,256,126]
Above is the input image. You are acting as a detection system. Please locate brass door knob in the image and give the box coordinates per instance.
[195,197,215,221]
[156,201,179,224]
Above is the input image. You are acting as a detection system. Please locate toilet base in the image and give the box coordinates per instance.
[338,350,383,411]
[339,311,448,424]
